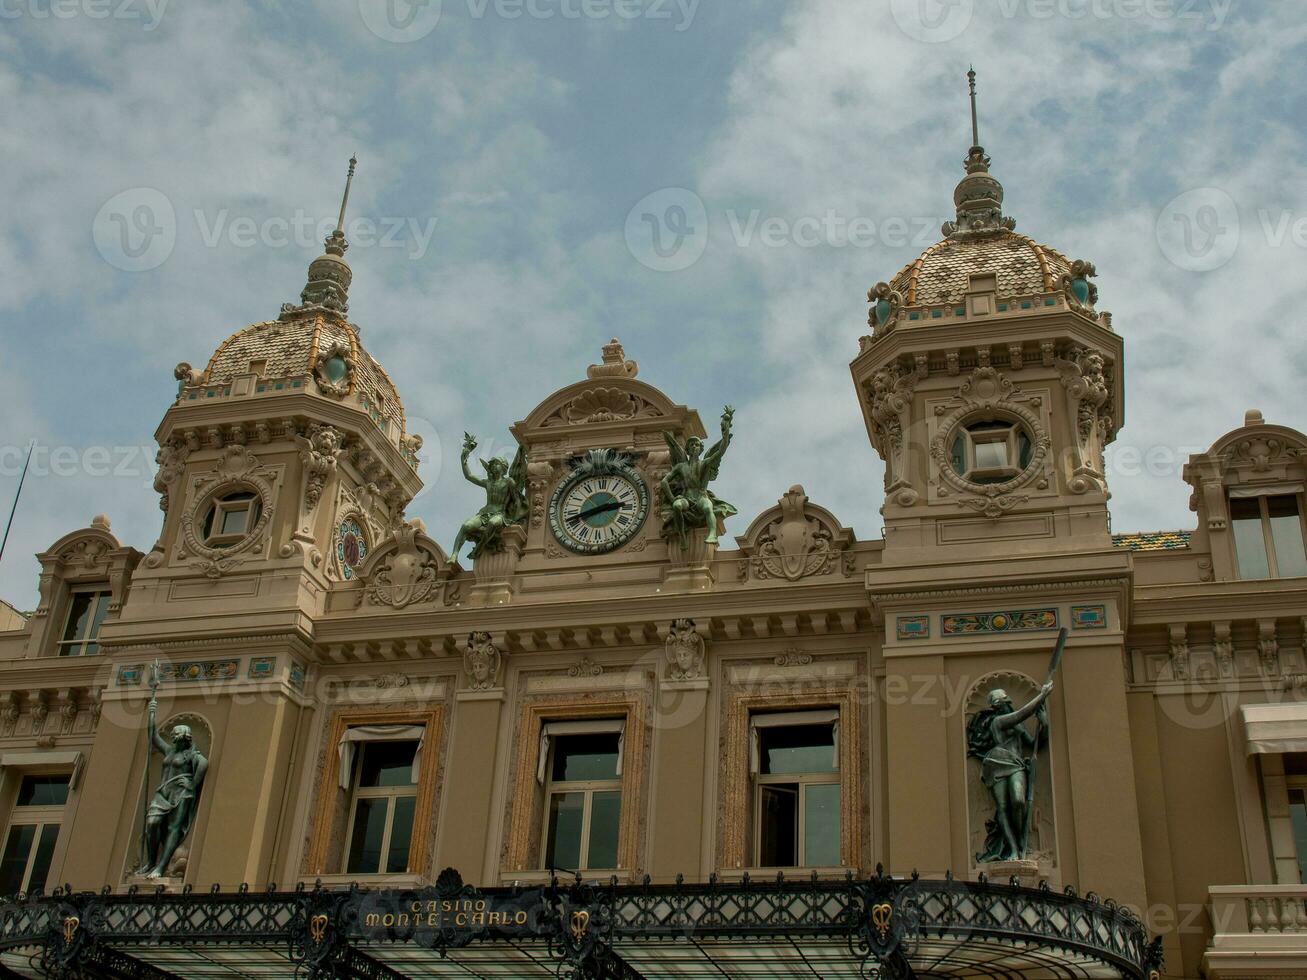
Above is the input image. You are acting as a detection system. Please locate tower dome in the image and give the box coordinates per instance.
[173,158,416,464]
[866,70,1098,332]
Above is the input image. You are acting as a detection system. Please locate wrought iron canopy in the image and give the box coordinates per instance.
[0,867,1162,979]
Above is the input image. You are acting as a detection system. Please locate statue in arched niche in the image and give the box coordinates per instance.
[965,629,1066,864]
[136,697,208,878]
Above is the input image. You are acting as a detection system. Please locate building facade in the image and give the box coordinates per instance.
[0,124,1303,980]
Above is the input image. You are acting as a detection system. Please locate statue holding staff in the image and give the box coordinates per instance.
[967,628,1066,863]
[135,663,208,879]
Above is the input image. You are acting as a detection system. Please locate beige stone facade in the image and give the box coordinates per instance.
[0,147,1304,979]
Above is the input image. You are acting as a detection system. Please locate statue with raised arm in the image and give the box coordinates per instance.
[659,406,738,550]
[451,433,529,561]
[967,631,1066,863]
[136,697,207,878]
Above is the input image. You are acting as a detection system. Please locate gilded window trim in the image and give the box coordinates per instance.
[720,685,862,872]
[304,705,444,877]
[503,694,647,876]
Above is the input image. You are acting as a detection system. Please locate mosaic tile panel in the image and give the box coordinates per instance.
[941,608,1059,635]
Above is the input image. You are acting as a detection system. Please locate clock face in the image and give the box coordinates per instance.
[549,461,649,555]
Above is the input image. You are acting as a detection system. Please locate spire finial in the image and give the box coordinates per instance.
[336,155,358,236]
[967,66,979,148]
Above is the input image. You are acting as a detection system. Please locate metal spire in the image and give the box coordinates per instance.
[967,66,979,148]
[336,155,357,236]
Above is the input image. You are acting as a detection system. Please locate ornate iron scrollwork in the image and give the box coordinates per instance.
[546,877,617,980]
[289,885,350,978]
[846,866,920,980]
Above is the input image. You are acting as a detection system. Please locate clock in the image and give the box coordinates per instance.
[548,454,650,554]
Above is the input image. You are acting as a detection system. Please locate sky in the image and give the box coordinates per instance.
[1,0,1304,608]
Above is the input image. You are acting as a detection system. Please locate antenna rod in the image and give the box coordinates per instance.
[336,155,358,234]
[967,66,979,147]
[0,440,35,569]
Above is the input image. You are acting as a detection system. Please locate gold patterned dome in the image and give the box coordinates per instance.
[886,231,1075,308]
[867,70,1097,328]
[176,158,413,458]
[197,314,407,441]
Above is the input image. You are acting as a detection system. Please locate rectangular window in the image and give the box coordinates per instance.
[1232,494,1307,579]
[540,722,623,872]
[57,589,111,657]
[343,741,418,875]
[751,711,841,868]
[0,774,69,895]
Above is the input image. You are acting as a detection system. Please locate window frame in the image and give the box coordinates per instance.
[949,418,1030,486]
[342,740,420,876]
[305,707,444,879]
[1231,491,1307,580]
[750,711,841,869]
[55,586,112,657]
[538,722,624,873]
[721,687,861,873]
[0,773,71,896]
[1287,775,1307,884]
[504,696,646,878]
[202,491,263,549]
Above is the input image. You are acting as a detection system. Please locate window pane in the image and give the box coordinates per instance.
[1268,496,1307,577]
[17,776,70,808]
[60,593,93,644]
[545,792,584,871]
[357,741,418,787]
[85,593,110,651]
[759,724,836,775]
[27,825,59,894]
[0,826,35,895]
[1231,497,1271,579]
[220,505,250,536]
[1291,788,1307,884]
[552,733,620,782]
[587,791,621,869]
[345,798,387,874]
[386,797,415,874]
[758,785,798,867]
[973,439,1009,471]
[804,783,841,867]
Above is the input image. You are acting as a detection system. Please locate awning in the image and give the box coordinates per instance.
[1241,703,1307,755]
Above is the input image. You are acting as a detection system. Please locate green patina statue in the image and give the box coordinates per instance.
[659,406,737,550]
[136,698,207,879]
[451,433,529,561]
[967,629,1067,864]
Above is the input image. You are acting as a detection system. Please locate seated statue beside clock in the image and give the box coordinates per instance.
[451,433,529,561]
[659,406,737,550]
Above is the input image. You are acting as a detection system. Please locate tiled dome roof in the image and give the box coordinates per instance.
[888,231,1074,308]
[202,314,406,438]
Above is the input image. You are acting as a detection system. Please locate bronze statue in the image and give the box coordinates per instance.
[136,697,207,879]
[967,629,1067,863]
[451,433,529,561]
[659,406,737,549]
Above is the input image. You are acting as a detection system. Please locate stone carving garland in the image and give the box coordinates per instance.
[1055,348,1112,495]
[295,424,345,537]
[930,366,1050,518]
[866,365,919,506]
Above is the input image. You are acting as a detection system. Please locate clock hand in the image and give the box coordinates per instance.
[575,500,624,522]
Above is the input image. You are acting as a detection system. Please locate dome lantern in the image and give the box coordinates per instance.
[281,156,357,319]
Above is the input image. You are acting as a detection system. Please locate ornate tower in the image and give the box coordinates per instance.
[851,72,1123,560]
[128,159,423,622]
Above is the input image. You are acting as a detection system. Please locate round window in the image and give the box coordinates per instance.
[336,518,368,579]
[948,418,1033,486]
[201,490,263,548]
